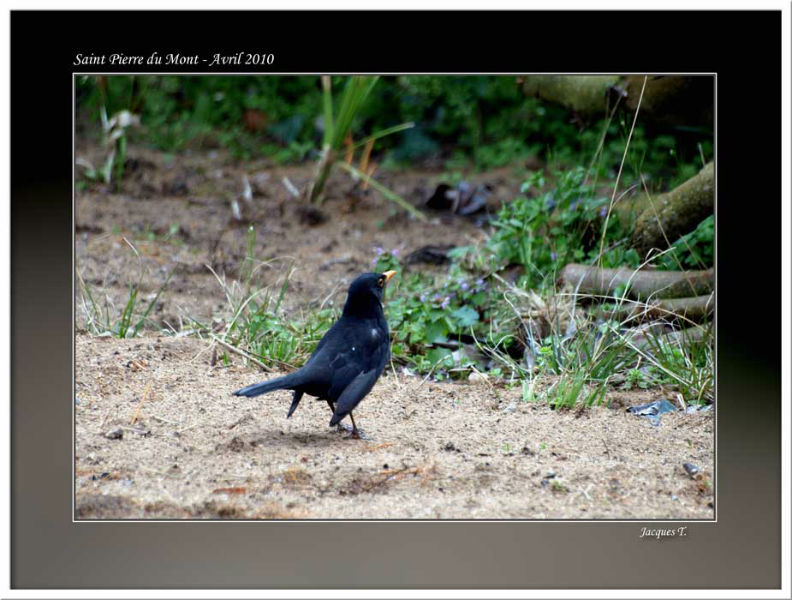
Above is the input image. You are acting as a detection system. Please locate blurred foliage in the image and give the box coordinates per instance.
[656,214,714,270]
[487,167,640,287]
[76,75,711,190]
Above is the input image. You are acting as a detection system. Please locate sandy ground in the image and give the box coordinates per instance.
[75,334,713,520]
[74,143,714,520]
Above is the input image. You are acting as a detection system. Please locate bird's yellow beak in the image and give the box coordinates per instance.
[383,270,397,284]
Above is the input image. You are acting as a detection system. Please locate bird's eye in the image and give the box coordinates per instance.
[377,277,385,287]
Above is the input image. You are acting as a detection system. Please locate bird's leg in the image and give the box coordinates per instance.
[327,403,367,440]
[346,413,370,440]
[348,412,360,438]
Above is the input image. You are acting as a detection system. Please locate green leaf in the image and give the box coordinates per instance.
[428,347,454,368]
[425,321,448,344]
[451,305,479,328]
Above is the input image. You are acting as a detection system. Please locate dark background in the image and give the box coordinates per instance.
[11,10,782,589]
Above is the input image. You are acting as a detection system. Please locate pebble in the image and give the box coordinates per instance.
[105,428,123,440]
[683,462,700,477]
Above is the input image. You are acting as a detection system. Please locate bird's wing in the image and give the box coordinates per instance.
[309,320,339,358]
[296,316,389,398]
[328,320,388,394]
[331,369,381,424]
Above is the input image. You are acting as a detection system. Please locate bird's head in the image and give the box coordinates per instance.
[343,271,396,316]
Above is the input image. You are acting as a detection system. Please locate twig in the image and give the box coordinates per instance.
[282,176,300,198]
[364,442,395,452]
[230,198,242,221]
[121,236,140,257]
[130,381,152,425]
[99,406,115,429]
[597,75,647,264]
[336,161,427,221]
[189,339,215,364]
[209,335,274,372]
[364,466,421,491]
[241,175,253,204]
[389,359,403,390]
[151,415,180,425]
[601,438,611,457]
[177,422,201,434]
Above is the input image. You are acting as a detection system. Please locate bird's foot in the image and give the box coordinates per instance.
[335,423,369,440]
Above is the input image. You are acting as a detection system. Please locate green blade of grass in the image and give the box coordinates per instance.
[336,161,427,221]
[117,284,138,338]
[321,75,334,149]
[349,122,415,150]
[331,76,379,150]
[273,264,294,314]
[131,270,174,337]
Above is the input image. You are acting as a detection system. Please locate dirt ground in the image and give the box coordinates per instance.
[74,143,714,520]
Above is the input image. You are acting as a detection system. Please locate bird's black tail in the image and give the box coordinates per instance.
[232,372,300,398]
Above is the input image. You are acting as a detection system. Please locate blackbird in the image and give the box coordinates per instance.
[233,270,396,438]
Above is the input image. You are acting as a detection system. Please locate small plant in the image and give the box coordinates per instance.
[625,367,651,390]
[633,325,714,404]
[76,107,140,191]
[305,76,424,220]
[656,215,714,270]
[549,479,568,494]
[195,228,342,370]
[486,167,638,289]
[202,266,341,369]
[77,267,171,339]
[372,249,493,377]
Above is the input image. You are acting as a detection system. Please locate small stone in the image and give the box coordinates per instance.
[468,372,488,384]
[105,428,123,440]
[683,462,700,477]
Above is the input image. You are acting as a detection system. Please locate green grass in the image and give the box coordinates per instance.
[182,227,341,370]
[77,268,172,339]
[631,324,714,404]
